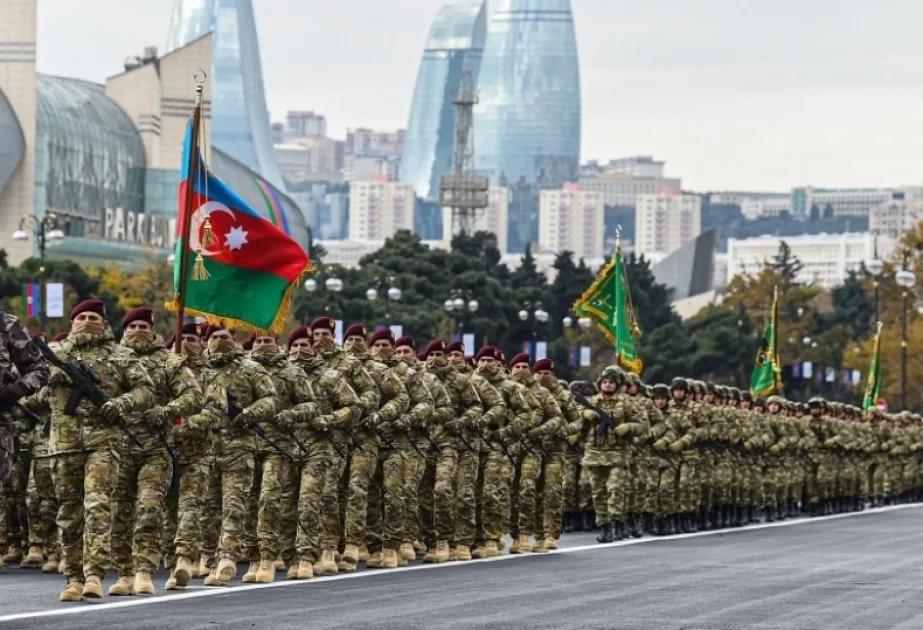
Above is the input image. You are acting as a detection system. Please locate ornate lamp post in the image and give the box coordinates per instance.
[12,213,65,330]
[896,249,916,410]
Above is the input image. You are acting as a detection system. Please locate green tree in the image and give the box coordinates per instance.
[686,304,758,388]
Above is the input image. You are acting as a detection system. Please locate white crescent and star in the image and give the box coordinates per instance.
[188,201,250,256]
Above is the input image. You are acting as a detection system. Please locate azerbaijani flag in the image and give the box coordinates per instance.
[20,283,40,318]
[167,123,310,334]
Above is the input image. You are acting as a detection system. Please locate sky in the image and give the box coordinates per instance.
[35,0,923,192]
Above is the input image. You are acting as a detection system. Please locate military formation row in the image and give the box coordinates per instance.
[0,300,920,604]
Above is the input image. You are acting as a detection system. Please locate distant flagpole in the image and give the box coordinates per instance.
[173,82,205,354]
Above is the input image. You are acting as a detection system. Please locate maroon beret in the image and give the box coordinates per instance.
[508,352,531,368]
[52,332,68,343]
[416,352,425,361]
[344,324,368,340]
[310,316,336,332]
[395,336,414,349]
[242,332,257,351]
[181,323,201,337]
[202,325,230,341]
[165,333,176,349]
[533,358,554,373]
[121,306,153,329]
[369,329,395,345]
[475,346,500,361]
[287,326,311,348]
[70,298,106,320]
[424,339,447,358]
[446,341,465,354]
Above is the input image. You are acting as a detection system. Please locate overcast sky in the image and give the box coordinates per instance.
[35,0,923,191]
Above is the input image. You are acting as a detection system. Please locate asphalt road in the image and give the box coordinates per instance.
[1,505,921,629]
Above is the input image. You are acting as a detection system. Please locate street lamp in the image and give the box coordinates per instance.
[302,273,342,315]
[12,213,63,330]
[896,248,916,410]
[445,291,479,336]
[367,276,402,327]
[867,238,884,323]
[520,301,549,346]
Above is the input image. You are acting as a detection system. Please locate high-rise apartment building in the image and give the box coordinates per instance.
[286,110,327,138]
[348,177,415,241]
[789,186,900,219]
[538,183,604,260]
[345,128,405,157]
[635,191,702,257]
[578,156,681,209]
[869,198,923,238]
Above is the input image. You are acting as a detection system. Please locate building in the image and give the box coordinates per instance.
[869,198,923,238]
[344,154,399,183]
[789,186,900,220]
[165,0,285,190]
[399,0,487,201]
[291,184,349,240]
[579,168,682,209]
[276,135,343,184]
[740,195,790,219]
[285,110,327,138]
[348,177,415,241]
[474,0,581,253]
[345,128,405,158]
[634,191,702,257]
[538,183,604,260]
[441,185,508,252]
[581,156,666,179]
[727,233,896,289]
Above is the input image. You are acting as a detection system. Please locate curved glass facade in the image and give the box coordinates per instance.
[474,0,581,252]
[35,75,145,221]
[399,0,487,201]
[165,0,286,191]
[0,88,25,197]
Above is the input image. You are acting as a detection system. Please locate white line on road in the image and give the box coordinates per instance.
[0,503,917,624]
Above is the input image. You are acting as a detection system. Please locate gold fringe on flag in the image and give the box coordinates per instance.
[191,251,210,281]
[201,216,217,248]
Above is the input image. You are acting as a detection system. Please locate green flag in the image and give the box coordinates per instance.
[574,246,643,373]
[750,286,782,396]
[863,322,883,411]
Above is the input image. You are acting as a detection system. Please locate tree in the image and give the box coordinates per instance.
[821,270,874,340]
[686,305,758,388]
[809,204,820,221]
[770,241,804,292]
[823,203,834,219]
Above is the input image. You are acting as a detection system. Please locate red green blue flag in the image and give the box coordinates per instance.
[167,123,310,334]
[20,283,40,318]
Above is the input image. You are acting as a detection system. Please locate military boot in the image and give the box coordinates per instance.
[165,569,178,591]
[255,559,275,583]
[59,579,85,603]
[134,571,156,595]
[413,540,427,555]
[82,575,104,599]
[242,559,259,583]
[531,539,547,553]
[203,566,223,586]
[274,555,286,572]
[582,510,596,531]
[295,560,314,580]
[216,557,237,584]
[484,541,500,558]
[456,545,472,561]
[41,553,60,574]
[543,537,559,551]
[470,545,487,559]
[381,548,399,569]
[358,545,370,562]
[596,523,614,543]
[765,505,775,523]
[108,575,135,596]
[562,512,574,533]
[666,515,678,535]
[196,554,212,578]
[513,534,533,554]
[3,546,23,564]
[287,564,299,579]
[424,540,450,563]
[21,546,43,568]
[399,543,416,562]
[365,551,383,568]
[614,521,627,540]
[653,517,665,536]
[319,549,338,575]
[628,514,642,538]
[173,556,195,588]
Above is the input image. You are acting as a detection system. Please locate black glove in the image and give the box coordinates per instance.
[0,382,28,412]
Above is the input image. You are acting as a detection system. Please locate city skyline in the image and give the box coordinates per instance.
[34,0,923,191]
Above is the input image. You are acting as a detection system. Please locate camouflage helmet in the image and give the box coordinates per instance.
[694,380,707,395]
[740,390,752,402]
[670,377,688,391]
[754,396,767,407]
[766,395,785,406]
[652,383,670,397]
[569,380,596,397]
[598,365,624,386]
[729,387,741,400]
[626,371,641,386]
[706,381,717,394]
[807,396,826,410]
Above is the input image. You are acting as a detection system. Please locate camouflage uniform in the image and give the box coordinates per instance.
[197,347,276,570]
[508,378,544,545]
[526,377,565,545]
[416,367,453,551]
[111,334,202,577]
[659,390,697,524]
[48,327,153,585]
[542,379,583,540]
[19,387,59,563]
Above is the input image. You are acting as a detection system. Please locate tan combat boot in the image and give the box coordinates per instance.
[173,556,196,588]
[498,537,506,551]
[381,548,399,569]
[485,541,500,558]
[3,546,23,564]
[319,549,338,575]
[358,545,370,562]
[470,546,487,559]
[196,554,212,578]
[59,579,84,602]
[274,554,286,572]
[165,569,178,591]
[42,553,60,573]
[255,559,275,583]
[513,534,532,554]
[456,545,472,561]
[203,567,223,586]
[108,575,135,596]
[342,544,360,564]
[338,558,357,573]
[424,540,450,563]
[241,559,259,583]
[83,575,104,599]
[134,571,155,595]
[217,557,237,584]
[399,543,416,561]
[413,540,426,555]
[21,546,43,568]
[532,539,549,553]
[295,560,314,580]
[448,547,458,561]
[365,551,383,568]
[543,537,558,551]
[287,564,299,580]
[509,536,521,554]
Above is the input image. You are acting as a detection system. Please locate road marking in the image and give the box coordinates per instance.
[0,503,918,624]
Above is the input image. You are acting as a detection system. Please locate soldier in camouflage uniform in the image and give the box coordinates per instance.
[245,333,318,583]
[4,394,30,566]
[340,324,406,572]
[287,327,362,580]
[365,333,433,569]
[804,397,831,515]
[653,378,697,534]
[563,381,595,532]
[196,326,277,586]
[47,299,152,602]
[109,307,203,597]
[627,376,662,535]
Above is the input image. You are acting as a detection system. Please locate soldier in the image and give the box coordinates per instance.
[805,397,831,516]
[653,378,697,534]
[108,307,203,597]
[626,375,662,535]
[196,325,277,586]
[340,325,407,572]
[564,381,595,532]
[287,327,361,579]
[245,333,318,583]
[446,341,470,373]
[47,299,152,602]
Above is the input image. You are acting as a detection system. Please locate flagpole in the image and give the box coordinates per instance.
[173,83,205,354]
[772,285,782,395]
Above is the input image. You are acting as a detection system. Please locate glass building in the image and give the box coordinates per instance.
[474,0,581,252]
[165,0,286,191]
[399,0,487,201]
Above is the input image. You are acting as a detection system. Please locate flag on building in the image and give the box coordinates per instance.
[20,283,40,318]
[574,245,643,373]
[863,322,884,411]
[167,122,310,334]
[750,286,782,396]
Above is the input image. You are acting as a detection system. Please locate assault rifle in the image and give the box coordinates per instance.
[226,388,291,461]
[574,394,619,439]
[1,370,47,435]
[33,338,142,448]
[475,424,515,465]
